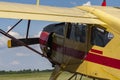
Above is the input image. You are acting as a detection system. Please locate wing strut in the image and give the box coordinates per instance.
[0,29,60,66]
[26,20,31,39]
[7,19,23,33]
[68,73,78,80]
[0,29,45,56]
[49,65,62,80]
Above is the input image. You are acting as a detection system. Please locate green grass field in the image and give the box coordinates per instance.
[0,71,93,80]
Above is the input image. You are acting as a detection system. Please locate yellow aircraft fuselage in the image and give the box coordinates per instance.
[40,6,120,80]
[0,1,119,80]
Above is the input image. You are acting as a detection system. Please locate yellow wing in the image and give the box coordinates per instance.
[1,1,120,80]
[0,2,104,24]
[64,6,120,80]
[78,6,120,33]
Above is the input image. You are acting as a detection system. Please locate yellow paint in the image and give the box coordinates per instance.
[36,0,40,6]
[78,6,120,34]
[0,1,120,80]
[75,6,120,80]
[7,40,11,48]
[76,61,120,80]
[0,2,105,24]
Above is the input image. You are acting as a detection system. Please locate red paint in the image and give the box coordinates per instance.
[85,53,120,69]
[101,0,106,6]
[52,43,85,59]
[51,43,120,69]
[39,39,120,69]
[91,49,103,55]
[39,31,49,45]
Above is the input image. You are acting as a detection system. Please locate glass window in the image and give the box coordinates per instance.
[67,23,87,43]
[54,23,64,36]
[43,23,64,36]
[91,26,114,47]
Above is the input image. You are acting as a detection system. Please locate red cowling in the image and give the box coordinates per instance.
[102,0,106,6]
[39,31,49,46]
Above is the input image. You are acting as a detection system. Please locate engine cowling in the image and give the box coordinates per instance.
[39,31,49,47]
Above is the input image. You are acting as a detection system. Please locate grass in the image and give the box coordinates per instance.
[0,71,93,80]
[0,72,51,80]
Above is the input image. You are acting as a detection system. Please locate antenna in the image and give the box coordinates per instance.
[36,0,40,6]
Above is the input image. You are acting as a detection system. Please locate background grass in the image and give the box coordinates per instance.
[0,71,93,80]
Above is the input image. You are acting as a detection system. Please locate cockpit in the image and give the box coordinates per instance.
[43,22,114,47]
[91,26,114,47]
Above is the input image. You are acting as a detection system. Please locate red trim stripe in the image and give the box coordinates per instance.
[52,43,85,59]
[52,43,120,69]
[85,53,120,69]
[90,49,103,55]
[40,40,120,69]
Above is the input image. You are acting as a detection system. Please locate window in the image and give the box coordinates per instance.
[67,23,87,43]
[43,23,64,36]
[91,26,114,47]
[54,23,64,36]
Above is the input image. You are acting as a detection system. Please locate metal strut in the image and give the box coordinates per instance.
[0,29,60,66]
[68,73,84,80]
[26,20,31,39]
[80,74,83,80]
[7,19,23,33]
[68,73,77,80]
[1,29,45,56]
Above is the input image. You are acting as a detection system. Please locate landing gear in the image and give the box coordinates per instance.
[68,73,99,80]
[68,73,83,80]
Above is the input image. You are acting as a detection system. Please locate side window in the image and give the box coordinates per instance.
[54,23,64,36]
[91,26,114,47]
[67,23,87,43]
[43,23,64,36]
[77,24,86,42]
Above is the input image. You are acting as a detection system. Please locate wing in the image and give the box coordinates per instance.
[0,2,105,24]
[78,6,120,33]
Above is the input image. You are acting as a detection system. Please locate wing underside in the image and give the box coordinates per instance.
[0,2,105,24]
[1,1,120,80]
